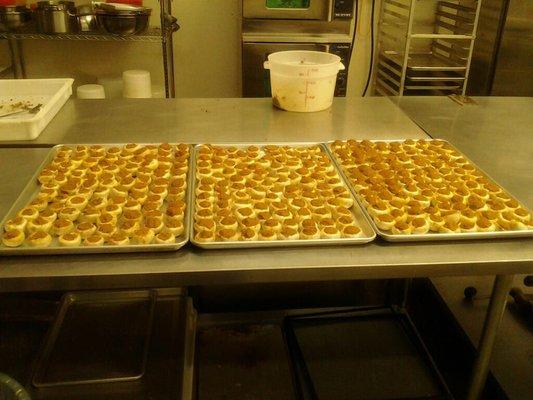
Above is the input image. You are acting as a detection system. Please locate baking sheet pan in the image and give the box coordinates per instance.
[189,143,376,249]
[382,52,467,71]
[0,143,193,255]
[326,140,533,242]
[30,289,196,400]
[404,83,461,91]
[32,290,156,387]
[406,72,465,82]
[285,307,452,400]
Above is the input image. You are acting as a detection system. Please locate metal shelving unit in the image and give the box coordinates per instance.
[373,0,482,97]
[0,28,165,42]
[1,0,179,97]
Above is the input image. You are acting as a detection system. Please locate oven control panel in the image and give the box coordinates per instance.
[333,0,355,19]
[331,43,352,96]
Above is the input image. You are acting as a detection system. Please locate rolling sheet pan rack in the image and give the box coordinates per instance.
[374,0,483,97]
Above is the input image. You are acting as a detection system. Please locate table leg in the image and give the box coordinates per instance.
[466,274,514,400]
[401,278,412,309]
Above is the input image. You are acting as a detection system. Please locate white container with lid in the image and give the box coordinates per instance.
[122,69,152,98]
[264,51,345,112]
[76,84,105,99]
[97,76,123,99]
[0,78,73,141]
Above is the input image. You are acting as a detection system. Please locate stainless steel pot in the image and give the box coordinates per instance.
[76,4,97,33]
[0,6,33,33]
[35,1,79,34]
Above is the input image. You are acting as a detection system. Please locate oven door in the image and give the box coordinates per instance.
[243,0,333,21]
[243,42,330,98]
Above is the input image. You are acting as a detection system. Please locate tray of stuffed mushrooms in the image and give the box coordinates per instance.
[327,139,533,242]
[0,143,193,255]
[189,143,376,249]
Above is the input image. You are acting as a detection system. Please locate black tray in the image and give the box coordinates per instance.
[284,307,453,400]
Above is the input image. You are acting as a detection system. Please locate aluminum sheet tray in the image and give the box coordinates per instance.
[0,143,193,255]
[30,289,196,399]
[33,290,156,387]
[404,83,461,91]
[382,52,467,72]
[189,143,376,249]
[326,139,533,242]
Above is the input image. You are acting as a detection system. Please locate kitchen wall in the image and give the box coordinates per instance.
[1,0,377,98]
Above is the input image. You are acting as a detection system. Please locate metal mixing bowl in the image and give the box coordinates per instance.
[95,9,150,35]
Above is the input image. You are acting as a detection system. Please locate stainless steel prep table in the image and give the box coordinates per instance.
[0,97,425,146]
[0,97,531,400]
[399,96,533,400]
[1,146,531,292]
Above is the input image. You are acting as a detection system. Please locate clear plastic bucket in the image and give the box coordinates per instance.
[264,51,345,112]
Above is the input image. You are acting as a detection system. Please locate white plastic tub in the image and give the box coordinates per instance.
[0,78,74,141]
[264,51,345,112]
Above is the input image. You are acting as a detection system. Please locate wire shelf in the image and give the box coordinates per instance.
[0,28,166,42]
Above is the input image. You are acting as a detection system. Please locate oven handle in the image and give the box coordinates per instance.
[327,0,334,22]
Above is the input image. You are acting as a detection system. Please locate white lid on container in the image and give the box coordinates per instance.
[123,70,152,98]
[76,84,105,99]
[264,51,344,78]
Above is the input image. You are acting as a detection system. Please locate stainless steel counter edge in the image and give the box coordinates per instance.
[1,237,532,293]
[1,259,531,293]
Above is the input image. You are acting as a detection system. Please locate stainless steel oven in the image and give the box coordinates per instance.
[243,0,355,21]
[242,0,357,98]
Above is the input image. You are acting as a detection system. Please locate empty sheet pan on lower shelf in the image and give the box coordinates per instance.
[285,307,453,400]
[31,289,196,400]
[33,290,156,387]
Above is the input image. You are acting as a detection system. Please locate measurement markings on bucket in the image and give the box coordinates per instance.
[299,69,318,108]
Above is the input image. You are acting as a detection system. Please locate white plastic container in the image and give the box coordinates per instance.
[151,85,166,98]
[122,70,152,98]
[97,76,123,99]
[264,51,345,112]
[0,78,73,141]
[77,84,105,99]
